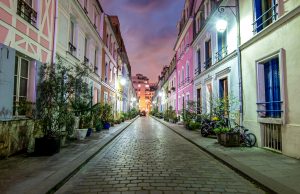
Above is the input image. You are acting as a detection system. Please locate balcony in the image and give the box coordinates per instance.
[252,3,278,33]
[203,58,212,70]
[17,0,37,26]
[215,46,228,62]
[257,101,283,118]
[68,42,76,56]
[84,56,89,63]
[194,66,201,75]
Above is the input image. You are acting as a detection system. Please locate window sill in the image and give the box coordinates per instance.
[258,117,283,125]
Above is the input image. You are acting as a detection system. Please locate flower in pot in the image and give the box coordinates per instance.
[101,103,113,129]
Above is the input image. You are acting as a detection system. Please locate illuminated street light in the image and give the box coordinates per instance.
[158,91,163,97]
[216,19,228,32]
[120,77,126,86]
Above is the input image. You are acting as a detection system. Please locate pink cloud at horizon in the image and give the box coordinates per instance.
[100,0,184,82]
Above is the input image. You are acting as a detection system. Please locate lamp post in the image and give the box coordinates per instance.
[216,1,243,124]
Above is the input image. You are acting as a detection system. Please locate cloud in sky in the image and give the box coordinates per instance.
[100,0,184,82]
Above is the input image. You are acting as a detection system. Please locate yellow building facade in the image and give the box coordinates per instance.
[239,0,300,158]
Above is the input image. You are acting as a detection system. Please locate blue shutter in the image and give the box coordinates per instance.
[264,61,272,117]
[0,44,16,120]
[254,0,263,32]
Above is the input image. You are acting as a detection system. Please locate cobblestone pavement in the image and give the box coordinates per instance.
[57,117,265,194]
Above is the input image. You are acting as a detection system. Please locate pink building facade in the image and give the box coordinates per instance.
[0,0,56,120]
[174,0,195,114]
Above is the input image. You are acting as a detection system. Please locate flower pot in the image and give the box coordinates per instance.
[76,129,88,140]
[34,137,61,156]
[86,128,93,137]
[103,122,110,129]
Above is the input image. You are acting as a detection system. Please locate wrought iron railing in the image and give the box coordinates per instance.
[17,0,37,26]
[204,58,212,70]
[195,66,201,75]
[252,3,278,33]
[257,101,283,118]
[215,46,228,62]
[68,42,76,56]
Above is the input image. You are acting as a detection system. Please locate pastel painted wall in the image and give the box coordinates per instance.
[239,0,300,158]
[176,24,194,112]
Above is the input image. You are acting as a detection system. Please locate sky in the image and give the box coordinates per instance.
[100,0,184,83]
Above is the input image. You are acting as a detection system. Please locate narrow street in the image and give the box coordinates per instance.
[57,117,265,194]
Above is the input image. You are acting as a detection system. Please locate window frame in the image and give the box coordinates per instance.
[255,49,286,124]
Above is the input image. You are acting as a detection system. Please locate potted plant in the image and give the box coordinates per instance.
[214,127,240,147]
[101,103,113,129]
[35,57,89,155]
[76,113,91,140]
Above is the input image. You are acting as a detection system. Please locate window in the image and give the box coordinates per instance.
[186,94,190,108]
[84,0,88,13]
[197,88,202,114]
[216,31,227,61]
[13,56,29,116]
[104,92,108,103]
[253,0,278,33]
[204,39,212,69]
[17,0,37,26]
[186,62,189,80]
[257,57,281,118]
[94,7,98,28]
[84,37,88,60]
[94,49,97,72]
[105,63,108,82]
[219,78,228,99]
[196,49,201,74]
[69,20,76,55]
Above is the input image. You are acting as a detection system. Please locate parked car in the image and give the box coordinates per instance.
[140,111,146,116]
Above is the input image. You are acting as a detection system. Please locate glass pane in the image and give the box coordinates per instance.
[15,56,18,75]
[20,78,28,97]
[21,59,29,78]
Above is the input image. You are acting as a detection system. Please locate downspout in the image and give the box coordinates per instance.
[236,0,243,124]
[51,0,58,64]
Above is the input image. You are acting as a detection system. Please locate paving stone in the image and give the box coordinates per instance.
[56,118,265,194]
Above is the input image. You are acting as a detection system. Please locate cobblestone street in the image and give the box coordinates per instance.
[57,117,265,194]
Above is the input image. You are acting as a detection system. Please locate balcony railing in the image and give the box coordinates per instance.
[17,0,37,26]
[252,3,278,33]
[203,58,212,70]
[68,42,76,56]
[257,101,283,118]
[195,66,201,75]
[215,46,228,62]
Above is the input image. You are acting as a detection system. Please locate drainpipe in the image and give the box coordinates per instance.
[236,0,243,125]
[51,0,58,64]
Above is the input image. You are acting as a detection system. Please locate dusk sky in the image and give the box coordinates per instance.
[101,0,184,82]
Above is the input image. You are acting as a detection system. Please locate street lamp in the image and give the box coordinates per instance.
[120,77,126,86]
[216,19,228,32]
[158,91,163,97]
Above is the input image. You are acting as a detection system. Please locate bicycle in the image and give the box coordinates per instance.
[232,122,257,147]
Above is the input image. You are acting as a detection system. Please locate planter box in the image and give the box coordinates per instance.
[218,132,240,147]
[34,137,61,156]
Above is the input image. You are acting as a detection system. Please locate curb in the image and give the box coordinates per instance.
[151,116,299,194]
[44,116,139,194]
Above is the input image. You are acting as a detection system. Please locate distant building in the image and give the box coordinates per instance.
[132,74,156,112]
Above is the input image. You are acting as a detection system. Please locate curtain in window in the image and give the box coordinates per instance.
[264,58,280,117]
[197,49,201,71]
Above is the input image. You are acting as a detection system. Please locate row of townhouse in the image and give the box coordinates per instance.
[0,0,137,155]
[153,0,300,159]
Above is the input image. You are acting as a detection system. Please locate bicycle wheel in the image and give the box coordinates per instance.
[245,133,257,147]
